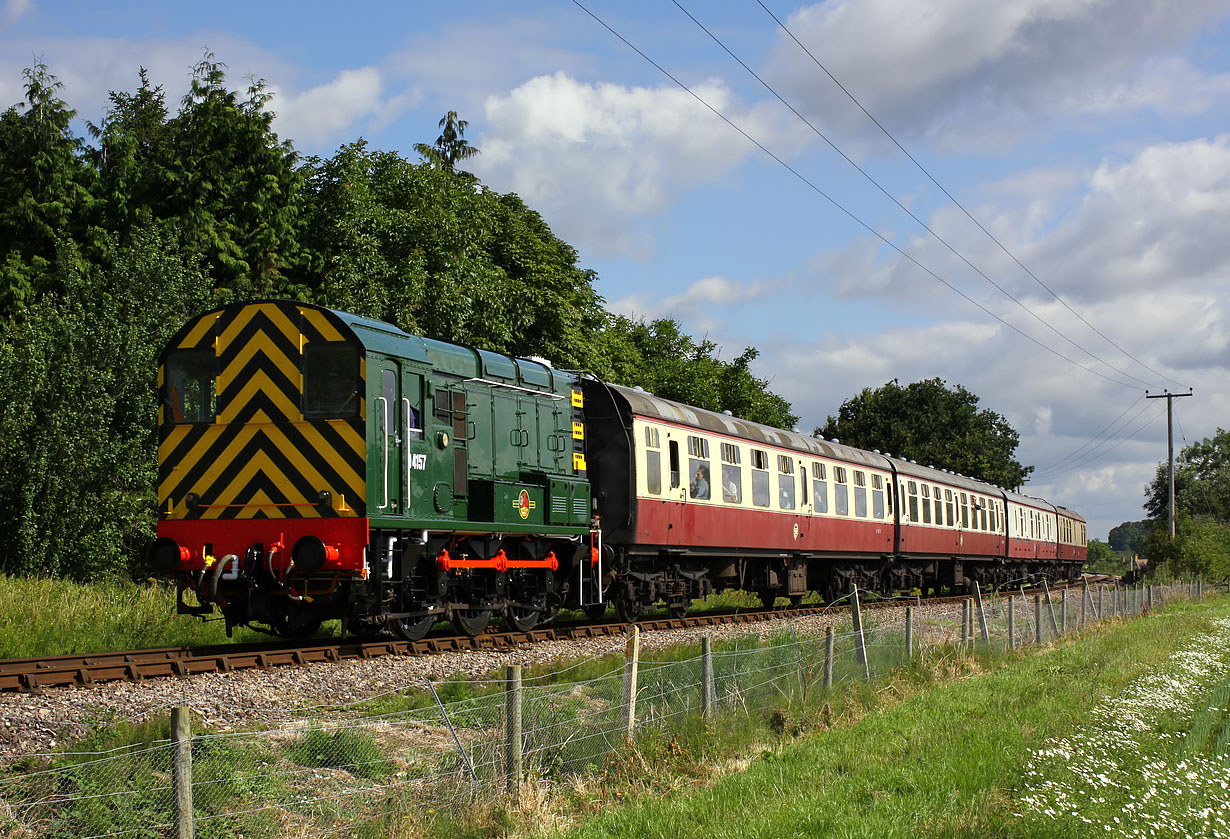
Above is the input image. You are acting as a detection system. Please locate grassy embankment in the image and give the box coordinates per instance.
[540,597,1230,839]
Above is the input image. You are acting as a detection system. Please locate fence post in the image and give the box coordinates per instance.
[974,583,990,643]
[1098,586,1105,621]
[961,599,969,648]
[701,635,714,719]
[1008,594,1016,651]
[1034,596,1043,644]
[1061,589,1068,635]
[1148,584,1154,612]
[172,706,194,839]
[851,585,870,681]
[823,626,835,690]
[905,606,914,663]
[1081,580,1088,628]
[505,664,523,793]
[622,625,640,737]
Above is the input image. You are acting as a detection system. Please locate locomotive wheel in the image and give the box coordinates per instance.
[615,596,642,624]
[668,601,689,619]
[505,604,541,633]
[453,609,492,637]
[584,602,609,621]
[757,590,779,609]
[389,614,435,642]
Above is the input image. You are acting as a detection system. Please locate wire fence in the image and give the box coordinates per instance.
[0,579,1211,838]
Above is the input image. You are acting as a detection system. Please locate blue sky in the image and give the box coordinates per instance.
[4,0,1229,540]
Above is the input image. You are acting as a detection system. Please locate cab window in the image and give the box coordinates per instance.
[304,343,359,418]
[165,349,218,424]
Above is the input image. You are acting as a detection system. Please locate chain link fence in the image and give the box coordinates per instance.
[0,580,1208,838]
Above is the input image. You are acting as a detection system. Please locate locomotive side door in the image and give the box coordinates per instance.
[371,359,402,517]
[401,371,428,517]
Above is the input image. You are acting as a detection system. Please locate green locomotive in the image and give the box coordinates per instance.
[153,300,600,639]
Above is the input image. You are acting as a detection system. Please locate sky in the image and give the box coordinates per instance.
[3,0,1228,540]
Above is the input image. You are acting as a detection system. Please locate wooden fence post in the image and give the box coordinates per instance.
[823,626,834,690]
[505,664,522,793]
[851,585,870,681]
[905,606,914,663]
[622,625,640,737]
[1061,589,1068,635]
[701,635,714,719]
[960,599,969,647]
[1034,596,1043,644]
[1042,581,1061,637]
[1081,580,1088,628]
[172,706,194,839]
[1098,586,1105,621]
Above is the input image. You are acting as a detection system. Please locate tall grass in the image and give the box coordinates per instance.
[0,575,267,657]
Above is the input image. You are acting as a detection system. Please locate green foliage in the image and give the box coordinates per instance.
[603,316,799,429]
[1083,539,1127,575]
[1108,519,1150,554]
[0,229,209,578]
[414,110,480,174]
[818,377,1031,488]
[1145,428,1230,524]
[287,728,394,780]
[1141,514,1230,580]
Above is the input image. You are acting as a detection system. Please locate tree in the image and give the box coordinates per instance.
[0,228,210,578]
[1108,519,1150,554]
[0,62,100,317]
[817,378,1031,488]
[414,111,480,174]
[602,316,798,429]
[1083,539,1124,575]
[1144,428,1230,524]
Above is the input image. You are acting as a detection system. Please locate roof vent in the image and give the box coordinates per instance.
[831,438,840,444]
[632,386,646,393]
[721,409,733,416]
[873,449,881,454]
[909,459,917,464]
[884,452,892,458]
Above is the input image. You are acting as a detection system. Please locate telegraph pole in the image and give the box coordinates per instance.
[1145,389,1193,539]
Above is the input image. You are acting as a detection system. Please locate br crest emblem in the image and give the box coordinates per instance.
[515,489,536,520]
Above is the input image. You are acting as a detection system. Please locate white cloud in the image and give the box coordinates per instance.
[269,67,399,146]
[609,275,772,329]
[764,0,1230,144]
[471,72,802,258]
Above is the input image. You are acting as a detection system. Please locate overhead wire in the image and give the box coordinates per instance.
[671,0,1156,391]
[569,0,1141,390]
[1031,394,1145,475]
[1030,400,1166,480]
[754,0,1190,393]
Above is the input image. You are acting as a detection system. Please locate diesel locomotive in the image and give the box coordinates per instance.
[153,301,1086,639]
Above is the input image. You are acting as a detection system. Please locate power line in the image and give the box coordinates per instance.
[755,0,1191,393]
[1031,400,1166,480]
[1032,394,1145,475]
[570,0,1140,390]
[672,0,1156,390]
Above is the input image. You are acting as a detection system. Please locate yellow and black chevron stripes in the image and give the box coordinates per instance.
[159,301,367,521]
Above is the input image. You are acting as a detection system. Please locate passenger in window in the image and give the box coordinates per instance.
[691,465,710,499]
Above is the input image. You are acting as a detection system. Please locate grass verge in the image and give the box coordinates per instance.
[535,598,1230,839]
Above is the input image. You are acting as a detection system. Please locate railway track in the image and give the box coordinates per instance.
[1,577,1116,692]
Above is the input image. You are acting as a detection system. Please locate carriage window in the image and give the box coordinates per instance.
[813,474,829,514]
[835,481,849,516]
[872,485,884,519]
[688,436,709,458]
[907,481,919,522]
[854,483,867,517]
[946,490,955,527]
[752,468,770,507]
[669,440,681,488]
[165,349,218,424]
[722,464,743,503]
[644,426,660,448]
[920,484,931,523]
[645,450,662,495]
[981,504,989,531]
[961,493,969,528]
[752,449,769,470]
[934,487,944,525]
[779,472,796,509]
[689,458,711,499]
[801,466,809,506]
[814,462,826,481]
[722,443,740,464]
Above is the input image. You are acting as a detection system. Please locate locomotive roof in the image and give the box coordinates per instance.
[162,301,567,395]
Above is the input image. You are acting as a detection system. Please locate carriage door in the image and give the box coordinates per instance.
[402,372,427,516]
[373,361,402,516]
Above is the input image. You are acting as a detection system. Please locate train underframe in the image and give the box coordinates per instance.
[606,547,1085,619]
[174,532,1082,640]
[173,527,594,641]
